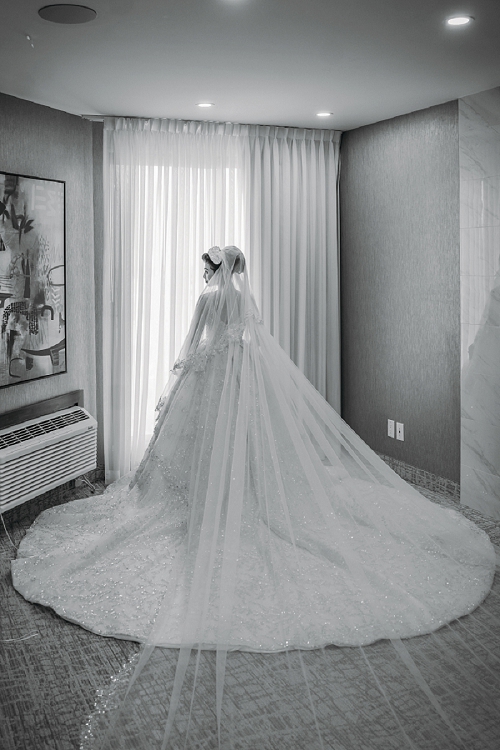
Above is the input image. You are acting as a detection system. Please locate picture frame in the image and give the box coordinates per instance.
[0,171,66,388]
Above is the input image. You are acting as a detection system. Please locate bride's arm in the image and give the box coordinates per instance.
[171,291,213,372]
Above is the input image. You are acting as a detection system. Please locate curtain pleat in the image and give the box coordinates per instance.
[103,117,341,483]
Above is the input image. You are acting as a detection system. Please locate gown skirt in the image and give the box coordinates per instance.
[11,341,496,651]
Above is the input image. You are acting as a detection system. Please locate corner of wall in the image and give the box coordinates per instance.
[340,100,460,482]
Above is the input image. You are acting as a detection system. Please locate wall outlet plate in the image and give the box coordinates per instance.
[396,422,404,441]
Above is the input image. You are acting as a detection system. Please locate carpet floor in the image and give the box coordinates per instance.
[1,481,499,750]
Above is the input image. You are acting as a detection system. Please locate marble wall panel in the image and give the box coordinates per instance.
[460,92,500,179]
[459,87,500,519]
[461,271,500,328]
[462,415,500,477]
[462,323,500,423]
[460,177,500,228]
[461,323,480,370]
[460,227,500,277]
[461,466,500,518]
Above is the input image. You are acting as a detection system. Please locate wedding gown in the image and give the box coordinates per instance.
[11,246,498,749]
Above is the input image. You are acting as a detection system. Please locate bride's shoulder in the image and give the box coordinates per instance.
[197,288,217,305]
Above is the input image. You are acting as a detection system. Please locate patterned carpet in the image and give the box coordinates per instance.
[1,480,499,750]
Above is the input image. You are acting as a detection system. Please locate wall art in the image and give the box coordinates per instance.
[0,172,66,387]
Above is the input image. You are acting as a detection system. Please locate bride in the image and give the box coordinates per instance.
[12,245,498,748]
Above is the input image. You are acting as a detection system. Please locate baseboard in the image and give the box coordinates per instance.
[377,453,460,501]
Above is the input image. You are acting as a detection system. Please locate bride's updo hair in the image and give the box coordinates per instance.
[201,252,222,273]
[203,245,245,274]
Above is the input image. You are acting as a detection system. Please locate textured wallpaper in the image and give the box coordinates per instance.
[340,101,460,482]
[0,93,97,427]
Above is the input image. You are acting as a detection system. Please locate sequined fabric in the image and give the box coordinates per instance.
[12,345,494,649]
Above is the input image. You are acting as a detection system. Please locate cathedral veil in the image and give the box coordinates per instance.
[73,246,498,749]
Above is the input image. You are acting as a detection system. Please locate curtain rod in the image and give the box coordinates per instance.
[80,114,340,132]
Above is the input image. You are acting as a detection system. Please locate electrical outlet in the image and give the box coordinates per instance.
[387,419,395,438]
[396,422,404,441]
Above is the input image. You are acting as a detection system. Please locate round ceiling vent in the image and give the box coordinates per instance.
[38,5,97,24]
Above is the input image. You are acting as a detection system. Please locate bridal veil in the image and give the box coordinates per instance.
[14,246,499,749]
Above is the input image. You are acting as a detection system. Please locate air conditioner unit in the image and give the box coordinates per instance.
[0,406,97,513]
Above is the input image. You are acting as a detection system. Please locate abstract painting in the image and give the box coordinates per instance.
[0,172,66,387]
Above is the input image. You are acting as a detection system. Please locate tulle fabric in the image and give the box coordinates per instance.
[12,247,500,749]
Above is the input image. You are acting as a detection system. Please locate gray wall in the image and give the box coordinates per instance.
[0,93,97,431]
[92,121,104,467]
[340,101,461,482]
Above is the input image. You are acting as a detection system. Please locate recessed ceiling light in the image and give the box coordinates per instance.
[317,112,333,117]
[197,103,215,108]
[447,15,474,26]
[38,5,97,24]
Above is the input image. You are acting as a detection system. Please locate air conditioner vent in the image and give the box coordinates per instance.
[0,406,97,512]
[0,408,90,450]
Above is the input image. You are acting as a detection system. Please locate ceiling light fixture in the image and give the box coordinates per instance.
[197,103,214,108]
[447,15,474,26]
[38,5,97,24]
[317,112,333,117]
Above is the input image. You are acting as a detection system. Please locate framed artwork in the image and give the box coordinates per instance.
[0,172,66,388]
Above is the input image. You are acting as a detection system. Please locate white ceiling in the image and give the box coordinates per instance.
[1,0,499,131]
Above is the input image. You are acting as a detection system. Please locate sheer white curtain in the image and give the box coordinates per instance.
[103,117,340,482]
[246,126,340,406]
